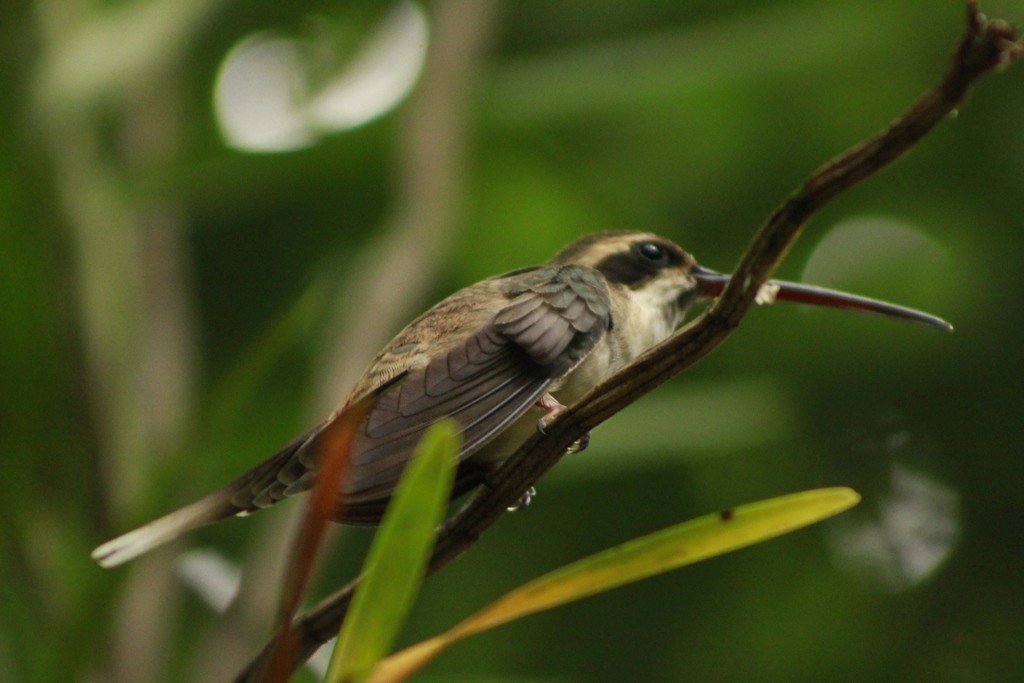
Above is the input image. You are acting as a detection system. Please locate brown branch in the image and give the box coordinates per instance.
[235,4,1020,681]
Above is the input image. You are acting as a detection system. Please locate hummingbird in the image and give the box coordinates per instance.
[92,231,951,568]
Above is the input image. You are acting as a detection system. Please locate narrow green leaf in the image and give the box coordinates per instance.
[369,487,859,682]
[326,420,460,683]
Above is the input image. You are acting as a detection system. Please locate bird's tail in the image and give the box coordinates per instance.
[91,427,321,568]
[91,491,239,568]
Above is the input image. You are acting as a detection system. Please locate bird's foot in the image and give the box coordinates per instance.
[566,432,591,454]
[507,486,536,512]
[540,395,589,454]
[536,393,567,435]
[536,393,590,454]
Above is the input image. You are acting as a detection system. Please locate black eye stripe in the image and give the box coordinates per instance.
[594,251,655,286]
[594,240,684,287]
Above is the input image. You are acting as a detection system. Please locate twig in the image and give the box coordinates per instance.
[235,4,1020,680]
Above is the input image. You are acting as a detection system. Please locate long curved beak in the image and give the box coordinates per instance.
[691,266,953,332]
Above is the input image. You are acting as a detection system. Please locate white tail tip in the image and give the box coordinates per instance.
[92,493,232,568]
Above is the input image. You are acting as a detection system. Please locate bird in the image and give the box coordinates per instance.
[92,231,951,568]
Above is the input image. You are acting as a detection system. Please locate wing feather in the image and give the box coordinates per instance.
[340,265,611,503]
[242,264,613,517]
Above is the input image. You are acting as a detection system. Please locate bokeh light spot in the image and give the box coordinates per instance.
[214,1,429,153]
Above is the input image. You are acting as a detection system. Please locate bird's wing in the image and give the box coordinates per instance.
[340,264,612,502]
[244,265,612,509]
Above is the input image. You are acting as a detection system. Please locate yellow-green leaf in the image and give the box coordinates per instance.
[326,420,460,683]
[369,487,859,682]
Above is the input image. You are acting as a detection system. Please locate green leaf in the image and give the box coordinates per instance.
[325,420,460,683]
[368,487,860,682]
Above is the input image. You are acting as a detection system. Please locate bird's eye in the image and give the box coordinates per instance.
[636,241,667,263]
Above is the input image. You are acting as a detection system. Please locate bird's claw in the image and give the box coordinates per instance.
[535,394,590,454]
[566,432,591,454]
[507,486,536,512]
[536,393,567,436]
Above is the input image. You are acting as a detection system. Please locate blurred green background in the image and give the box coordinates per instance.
[3,0,1023,681]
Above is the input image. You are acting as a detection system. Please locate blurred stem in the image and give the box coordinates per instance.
[33,1,200,680]
[34,0,199,517]
[44,115,151,511]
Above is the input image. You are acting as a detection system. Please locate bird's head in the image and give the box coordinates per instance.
[551,230,952,332]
